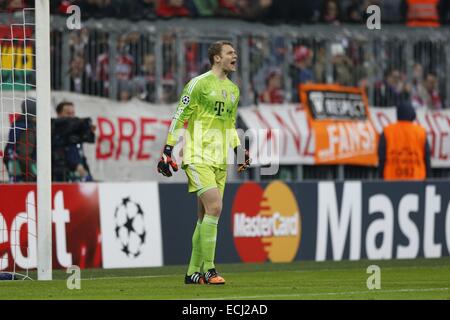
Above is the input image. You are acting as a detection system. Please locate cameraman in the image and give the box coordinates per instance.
[52,101,95,182]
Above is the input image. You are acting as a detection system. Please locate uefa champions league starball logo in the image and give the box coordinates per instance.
[114,197,147,258]
[181,95,190,105]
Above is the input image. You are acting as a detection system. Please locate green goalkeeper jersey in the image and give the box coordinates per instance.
[166,70,241,169]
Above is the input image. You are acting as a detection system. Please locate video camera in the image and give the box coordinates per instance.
[51,117,95,147]
[51,117,95,182]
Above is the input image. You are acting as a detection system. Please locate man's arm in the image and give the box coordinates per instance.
[230,90,241,150]
[230,90,250,172]
[158,80,199,177]
[166,81,199,146]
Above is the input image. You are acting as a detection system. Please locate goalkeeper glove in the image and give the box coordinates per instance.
[234,146,251,173]
[157,145,178,177]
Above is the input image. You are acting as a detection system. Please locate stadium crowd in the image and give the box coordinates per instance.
[61,27,446,110]
[2,0,450,25]
[1,0,447,110]
[52,0,450,26]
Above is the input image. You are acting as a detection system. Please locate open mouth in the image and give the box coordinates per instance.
[231,60,237,67]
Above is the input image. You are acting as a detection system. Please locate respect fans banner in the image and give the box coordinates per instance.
[51,91,187,183]
[300,84,378,166]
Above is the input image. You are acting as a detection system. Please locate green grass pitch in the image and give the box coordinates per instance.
[0,257,449,300]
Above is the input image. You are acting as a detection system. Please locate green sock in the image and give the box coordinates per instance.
[199,214,219,271]
[187,221,203,276]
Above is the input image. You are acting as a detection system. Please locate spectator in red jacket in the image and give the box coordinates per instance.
[157,0,191,17]
[259,68,284,104]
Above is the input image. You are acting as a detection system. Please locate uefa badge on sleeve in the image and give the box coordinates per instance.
[181,95,190,106]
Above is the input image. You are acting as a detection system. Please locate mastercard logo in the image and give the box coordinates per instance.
[231,181,302,263]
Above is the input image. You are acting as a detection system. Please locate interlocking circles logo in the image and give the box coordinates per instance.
[231,181,302,263]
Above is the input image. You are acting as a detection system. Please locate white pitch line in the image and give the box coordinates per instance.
[82,274,179,281]
[291,264,450,273]
[78,264,450,281]
[197,287,449,300]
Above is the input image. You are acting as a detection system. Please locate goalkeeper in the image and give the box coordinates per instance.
[157,41,250,285]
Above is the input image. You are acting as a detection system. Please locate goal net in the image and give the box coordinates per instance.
[0,1,52,281]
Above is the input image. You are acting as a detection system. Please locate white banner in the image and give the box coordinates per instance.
[240,105,450,168]
[368,107,397,134]
[370,107,450,168]
[98,182,163,268]
[238,104,315,165]
[52,91,187,182]
[3,92,449,182]
[416,109,450,168]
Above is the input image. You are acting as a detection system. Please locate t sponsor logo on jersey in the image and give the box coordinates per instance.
[231,181,302,263]
[99,183,163,268]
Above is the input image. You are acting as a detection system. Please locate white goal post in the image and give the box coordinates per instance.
[35,0,52,281]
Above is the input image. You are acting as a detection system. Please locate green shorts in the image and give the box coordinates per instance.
[183,164,227,197]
